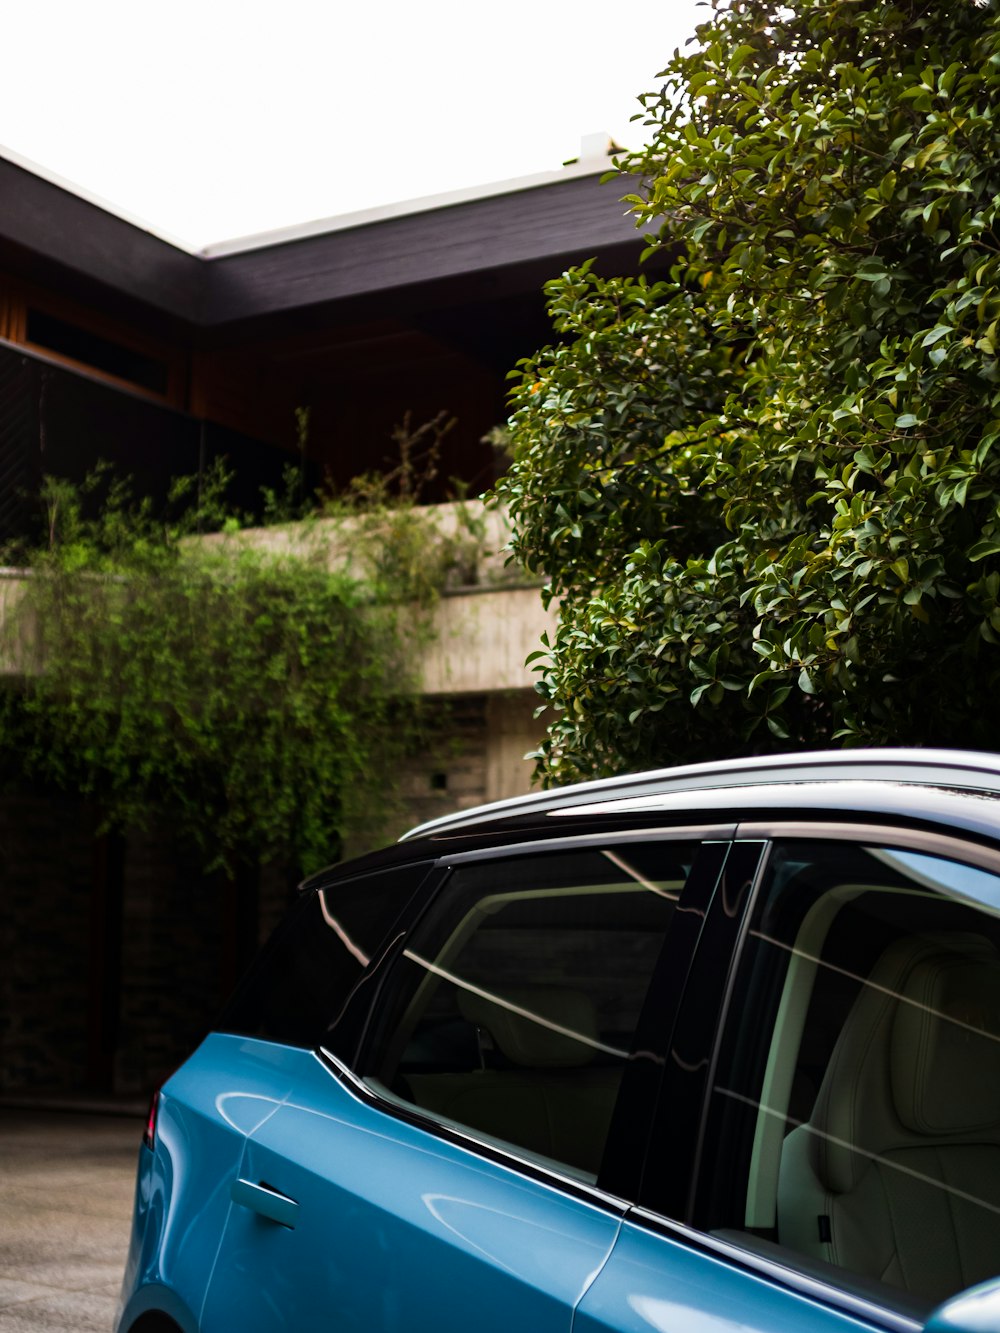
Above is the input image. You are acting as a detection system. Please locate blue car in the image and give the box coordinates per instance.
[116,749,1000,1333]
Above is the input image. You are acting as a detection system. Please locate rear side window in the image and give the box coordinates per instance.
[219,862,432,1049]
[362,841,696,1180]
[697,838,1000,1316]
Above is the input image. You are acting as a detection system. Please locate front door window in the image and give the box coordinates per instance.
[363,840,701,1179]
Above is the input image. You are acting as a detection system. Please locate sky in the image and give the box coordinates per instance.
[1,0,705,251]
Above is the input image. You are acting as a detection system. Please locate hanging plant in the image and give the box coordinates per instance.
[0,455,449,877]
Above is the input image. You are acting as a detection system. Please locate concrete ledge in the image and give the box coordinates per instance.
[1,503,559,697]
[422,585,555,695]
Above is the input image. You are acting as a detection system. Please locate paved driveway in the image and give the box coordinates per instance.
[0,1109,140,1331]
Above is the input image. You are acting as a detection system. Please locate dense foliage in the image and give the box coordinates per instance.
[496,0,1000,782]
[0,466,433,876]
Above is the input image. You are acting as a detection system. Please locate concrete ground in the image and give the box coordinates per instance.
[0,1109,141,1332]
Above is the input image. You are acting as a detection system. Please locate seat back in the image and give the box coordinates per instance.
[408,985,620,1173]
[778,933,1000,1304]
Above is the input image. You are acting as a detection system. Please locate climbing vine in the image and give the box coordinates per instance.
[0,444,470,877]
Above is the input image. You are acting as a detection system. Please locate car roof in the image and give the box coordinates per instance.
[399,748,1000,843]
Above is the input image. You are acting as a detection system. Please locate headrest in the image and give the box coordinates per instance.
[458,985,598,1068]
[808,933,1000,1194]
[892,955,1000,1135]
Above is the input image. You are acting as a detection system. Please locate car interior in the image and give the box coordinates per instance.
[713,844,1000,1313]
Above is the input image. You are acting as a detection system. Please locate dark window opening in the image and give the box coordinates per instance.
[26,309,170,396]
[217,861,433,1050]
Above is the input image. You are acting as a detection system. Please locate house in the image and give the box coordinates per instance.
[0,144,648,1099]
[0,141,647,515]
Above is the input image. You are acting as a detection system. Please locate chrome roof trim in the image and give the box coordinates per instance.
[400,748,1000,843]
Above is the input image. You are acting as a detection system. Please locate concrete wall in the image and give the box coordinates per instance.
[2,502,559,704]
[421,586,555,696]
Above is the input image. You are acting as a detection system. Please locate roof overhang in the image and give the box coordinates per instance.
[0,151,648,334]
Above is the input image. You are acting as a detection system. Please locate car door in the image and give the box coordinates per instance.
[120,859,435,1333]
[200,831,732,1333]
[577,825,1000,1333]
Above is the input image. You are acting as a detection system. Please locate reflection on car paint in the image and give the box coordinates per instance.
[213,1091,286,1134]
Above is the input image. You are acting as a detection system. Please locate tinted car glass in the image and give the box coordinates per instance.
[362,841,695,1179]
[696,838,1000,1314]
[219,861,432,1048]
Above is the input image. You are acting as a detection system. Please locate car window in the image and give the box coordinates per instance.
[695,837,1000,1315]
[218,861,433,1049]
[361,841,697,1181]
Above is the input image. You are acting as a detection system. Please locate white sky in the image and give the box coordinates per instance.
[1,0,705,251]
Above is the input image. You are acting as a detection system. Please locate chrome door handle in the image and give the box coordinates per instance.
[231,1178,299,1229]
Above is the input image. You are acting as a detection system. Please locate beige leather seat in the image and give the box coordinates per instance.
[777,933,1000,1306]
[408,985,621,1174]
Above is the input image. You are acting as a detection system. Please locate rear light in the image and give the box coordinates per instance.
[143,1088,161,1151]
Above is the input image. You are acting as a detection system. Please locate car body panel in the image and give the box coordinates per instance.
[198,1043,624,1333]
[116,1034,297,1332]
[574,1217,907,1333]
[926,1280,1000,1333]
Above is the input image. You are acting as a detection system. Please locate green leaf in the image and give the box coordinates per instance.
[921,325,953,347]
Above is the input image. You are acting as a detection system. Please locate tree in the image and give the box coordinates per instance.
[495,0,1000,784]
